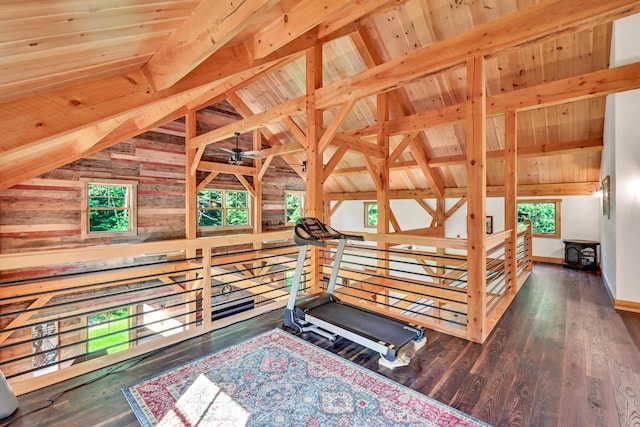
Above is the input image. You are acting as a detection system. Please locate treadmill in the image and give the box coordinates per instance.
[283,217,426,367]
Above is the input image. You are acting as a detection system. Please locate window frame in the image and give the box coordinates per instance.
[364,202,378,228]
[197,188,252,230]
[517,198,561,239]
[81,179,138,238]
[285,191,305,225]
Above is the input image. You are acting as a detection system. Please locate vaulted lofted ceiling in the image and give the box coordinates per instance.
[2,0,640,195]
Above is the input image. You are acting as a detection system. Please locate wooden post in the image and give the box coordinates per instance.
[305,44,324,293]
[185,111,198,242]
[504,110,518,298]
[184,111,198,329]
[201,247,212,329]
[376,93,390,308]
[465,55,487,343]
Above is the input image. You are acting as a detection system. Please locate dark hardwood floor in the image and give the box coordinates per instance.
[3,263,640,427]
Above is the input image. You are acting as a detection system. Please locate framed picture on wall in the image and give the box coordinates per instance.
[486,216,493,234]
[602,175,610,219]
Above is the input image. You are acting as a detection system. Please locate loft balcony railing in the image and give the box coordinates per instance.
[0,224,531,395]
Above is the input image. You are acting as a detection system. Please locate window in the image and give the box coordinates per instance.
[364,202,378,228]
[285,192,305,224]
[284,269,304,291]
[82,180,137,237]
[198,189,250,228]
[517,199,561,238]
[87,309,130,354]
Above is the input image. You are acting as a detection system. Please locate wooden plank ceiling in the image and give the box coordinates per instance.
[1,0,639,195]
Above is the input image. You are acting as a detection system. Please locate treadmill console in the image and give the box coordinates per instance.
[293,217,363,247]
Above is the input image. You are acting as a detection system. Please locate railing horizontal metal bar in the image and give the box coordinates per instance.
[207,249,299,270]
[0,284,197,336]
[0,293,194,347]
[327,268,469,305]
[321,256,469,286]
[6,318,201,380]
[0,256,202,287]
[0,275,201,319]
[331,276,467,316]
[344,243,469,262]
[1,305,201,371]
[329,283,468,327]
[0,264,202,304]
[322,263,469,298]
[324,247,470,274]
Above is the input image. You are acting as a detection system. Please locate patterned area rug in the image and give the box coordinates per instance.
[123,329,490,426]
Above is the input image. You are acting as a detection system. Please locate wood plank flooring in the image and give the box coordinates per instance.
[3,263,640,427]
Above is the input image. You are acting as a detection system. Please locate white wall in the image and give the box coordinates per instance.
[602,13,640,303]
[330,195,600,259]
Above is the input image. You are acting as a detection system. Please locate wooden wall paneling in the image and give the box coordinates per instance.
[466,55,487,343]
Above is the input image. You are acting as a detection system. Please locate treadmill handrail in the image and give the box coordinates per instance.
[293,217,364,247]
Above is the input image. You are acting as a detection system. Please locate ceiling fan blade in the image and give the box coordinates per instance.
[219,147,234,154]
[241,150,261,156]
[242,154,264,160]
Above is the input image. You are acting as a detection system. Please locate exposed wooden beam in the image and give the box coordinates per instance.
[415,198,436,217]
[282,116,308,149]
[315,0,640,111]
[318,0,404,38]
[445,197,468,220]
[258,142,305,157]
[235,174,256,197]
[258,155,274,181]
[326,182,598,200]
[323,147,347,183]
[329,200,344,217]
[226,92,306,179]
[143,0,274,90]
[332,134,386,158]
[181,2,638,159]
[189,97,306,149]
[318,98,358,153]
[196,172,219,192]
[388,132,419,164]
[362,154,383,192]
[410,140,443,198]
[198,161,256,176]
[429,138,604,167]
[488,61,640,114]
[249,0,355,59]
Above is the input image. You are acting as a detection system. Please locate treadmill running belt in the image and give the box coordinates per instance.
[309,302,417,347]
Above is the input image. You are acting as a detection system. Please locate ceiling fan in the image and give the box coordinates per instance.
[220,132,263,165]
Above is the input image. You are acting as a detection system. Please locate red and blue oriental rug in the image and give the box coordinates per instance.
[123,328,490,426]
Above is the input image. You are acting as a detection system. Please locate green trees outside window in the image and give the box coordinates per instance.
[198,189,249,227]
[87,308,129,354]
[364,202,378,227]
[285,192,304,224]
[88,184,132,232]
[517,199,561,238]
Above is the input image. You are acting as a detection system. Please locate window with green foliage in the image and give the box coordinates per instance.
[285,192,304,224]
[87,309,129,354]
[517,199,561,238]
[82,180,137,237]
[198,189,250,228]
[364,202,377,228]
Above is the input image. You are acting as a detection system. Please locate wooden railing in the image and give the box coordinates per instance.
[0,225,533,394]
[0,231,294,395]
